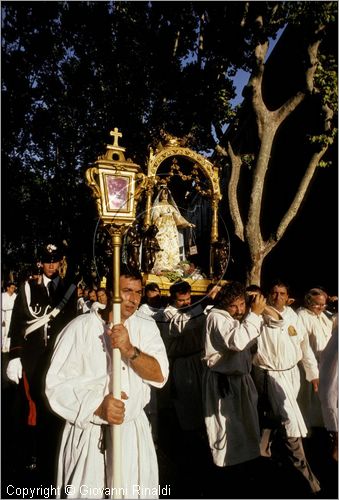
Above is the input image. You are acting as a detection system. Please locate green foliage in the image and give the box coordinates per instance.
[308,133,337,147]
[307,53,338,150]
[285,1,337,28]
[318,160,332,168]
[314,56,338,111]
[241,154,255,170]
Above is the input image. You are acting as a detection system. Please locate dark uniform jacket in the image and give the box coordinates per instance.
[8,276,77,402]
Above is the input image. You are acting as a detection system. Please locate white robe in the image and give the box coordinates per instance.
[296,307,333,427]
[253,306,319,438]
[318,325,338,432]
[1,291,17,352]
[204,308,262,467]
[46,308,169,499]
[297,307,333,360]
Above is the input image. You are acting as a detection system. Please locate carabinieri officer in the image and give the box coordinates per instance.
[6,241,77,486]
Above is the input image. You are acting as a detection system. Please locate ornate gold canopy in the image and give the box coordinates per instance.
[143,134,222,243]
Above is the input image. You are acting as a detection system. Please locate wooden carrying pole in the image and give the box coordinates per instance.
[110,230,122,499]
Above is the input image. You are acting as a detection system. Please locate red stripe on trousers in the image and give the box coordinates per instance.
[23,372,37,426]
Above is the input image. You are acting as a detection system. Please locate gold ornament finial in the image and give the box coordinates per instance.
[100,276,107,288]
[110,127,123,148]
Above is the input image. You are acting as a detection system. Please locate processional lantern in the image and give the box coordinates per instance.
[86,127,141,225]
[85,128,142,498]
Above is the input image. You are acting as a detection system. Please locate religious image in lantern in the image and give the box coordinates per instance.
[106,175,129,211]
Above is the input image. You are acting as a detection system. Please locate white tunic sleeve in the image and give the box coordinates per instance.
[2,292,16,312]
[298,316,319,381]
[207,309,261,351]
[205,309,262,369]
[45,313,108,429]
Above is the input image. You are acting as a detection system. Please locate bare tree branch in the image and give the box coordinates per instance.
[305,38,322,93]
[275,37,323,123]
[248,29,269,137]
[240,2,250,28]
[227,141,244,240]
[247,126,276,234]
[197,13,205,69]
[275,91,306,123]
[173,30,180,58]
[322,103,334,132]
[263,144,329,258]
[215,143,228,157]
[275,146,328,240]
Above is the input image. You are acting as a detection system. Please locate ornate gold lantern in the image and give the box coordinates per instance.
[86,127,141,226]
[85,128,143,498]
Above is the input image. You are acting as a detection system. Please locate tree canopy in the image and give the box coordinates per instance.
[2,1,337,290]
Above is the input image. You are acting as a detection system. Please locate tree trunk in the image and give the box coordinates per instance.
[246,254,264,287]
[223,16,335,288]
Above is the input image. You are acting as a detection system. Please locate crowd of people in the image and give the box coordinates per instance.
[1,241,338,499]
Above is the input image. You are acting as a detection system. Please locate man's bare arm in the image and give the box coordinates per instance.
[109,323,164,383]
[126,348,164,383]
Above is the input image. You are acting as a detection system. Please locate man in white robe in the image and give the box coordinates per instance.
[203,281,267,468]
[297,288,333,429]
[319,320,338,461]
[46,269,169,499]
[252,280,321,494]
[1,281,17,352]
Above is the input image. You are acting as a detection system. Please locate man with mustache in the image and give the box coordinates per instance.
[204,281,266,470]
[46,267,169,498]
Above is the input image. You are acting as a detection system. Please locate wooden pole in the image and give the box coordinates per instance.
[110,228,122,499]
[144,186,152,227]
[210,198,218,277]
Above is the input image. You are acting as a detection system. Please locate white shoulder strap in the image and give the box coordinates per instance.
[24,283,76,338]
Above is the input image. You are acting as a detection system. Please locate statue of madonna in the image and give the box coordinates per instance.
[150,186,194,273]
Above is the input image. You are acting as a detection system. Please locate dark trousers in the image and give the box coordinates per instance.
[285,436,321,494]
[22,345,64,489]
[261,428,321,494]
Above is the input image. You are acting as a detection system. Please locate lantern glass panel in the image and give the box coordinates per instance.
[99,168,135,220]
[106,175,129,210]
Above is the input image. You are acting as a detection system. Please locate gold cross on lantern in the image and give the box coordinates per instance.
[110,128,123,148]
